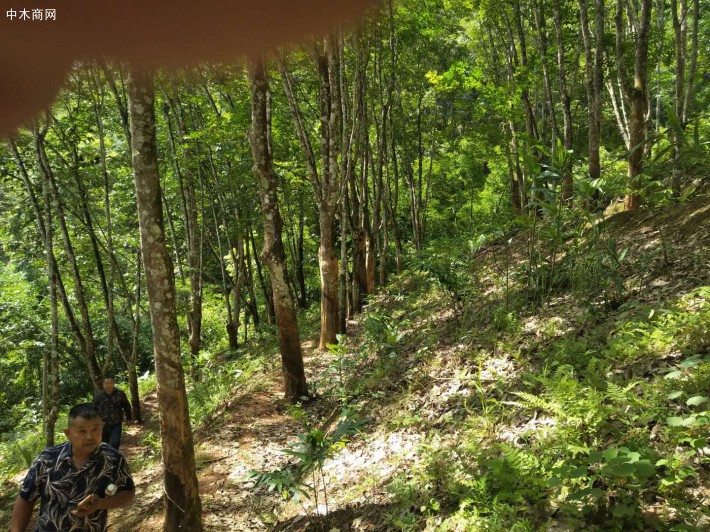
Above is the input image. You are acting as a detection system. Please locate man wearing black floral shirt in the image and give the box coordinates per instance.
[10,403,135,532]
[93,376,133,450]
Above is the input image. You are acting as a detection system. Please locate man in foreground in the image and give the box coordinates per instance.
[93,375,133,451]
[10,403,135,532]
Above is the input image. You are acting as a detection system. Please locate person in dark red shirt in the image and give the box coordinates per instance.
[92,376,132,451]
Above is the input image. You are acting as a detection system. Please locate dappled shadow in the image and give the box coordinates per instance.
[273,502,399,531]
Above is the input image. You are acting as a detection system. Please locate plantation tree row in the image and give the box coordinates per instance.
[0,0,706,528]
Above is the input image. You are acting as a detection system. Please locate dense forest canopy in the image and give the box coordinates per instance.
[1,0,709,529]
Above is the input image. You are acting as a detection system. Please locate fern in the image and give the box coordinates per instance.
[605,381,640,403]
[509,391,562,414]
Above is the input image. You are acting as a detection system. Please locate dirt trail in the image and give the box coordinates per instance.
[110,338,329,531]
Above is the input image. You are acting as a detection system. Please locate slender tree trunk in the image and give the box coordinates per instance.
[10,139,60,445]
[681,0,699,122]
[128,67,202,531]
[243,230,261,327]
[505,124,522,214]
[35,123,103,392]
[128,250,143,423]
[247,56,308,401]
[553,0,574,200]
[295,207,307,308]
[169,84,203,368]
[670,0,687,193]
[579,0,604,202]
[41,148,60,446]
[249,222,276,324]
[617,0,652,210]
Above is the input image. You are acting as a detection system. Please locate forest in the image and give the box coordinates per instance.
[0,0,709,529]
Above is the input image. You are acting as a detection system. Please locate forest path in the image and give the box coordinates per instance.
[109,336,332,531]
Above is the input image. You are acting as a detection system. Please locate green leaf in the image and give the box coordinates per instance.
[587,451,603,463]
[612,503,635,517]
[547,476,563,487]
[686,396,708,407]
[568,487,604,501]
[666,417,685,426]
[667,391,684,400]
[689,438,706,449]
[570,466,588,479]
[664,371,684,380]
[633,460,656,478]
[625,452,641,463]
[602,463,635,477]
[602,448,619,460]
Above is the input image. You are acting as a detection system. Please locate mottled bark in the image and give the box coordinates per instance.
[579,0,604,197]
[128,66,202,531]
[616,0,652,210]
[247,57,308,401]
[552,0,573,200]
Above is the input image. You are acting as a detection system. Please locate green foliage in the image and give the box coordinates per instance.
[249,411,365,524]
[188,352,268,427]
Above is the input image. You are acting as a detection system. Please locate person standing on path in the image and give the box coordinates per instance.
[93,376,133,451]
[10,403,135,532]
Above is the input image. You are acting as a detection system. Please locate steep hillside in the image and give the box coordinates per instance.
[39,198,710,530]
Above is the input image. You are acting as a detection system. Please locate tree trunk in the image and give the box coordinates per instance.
[128,66,202,531]
[553,0,574,200]
[128,250,143,423]
[169,84,203,369]
[579,0,604,201]
[247,56,309,401]
[35,123,103,392]
[9,139,60,446]
[617,0,652,210]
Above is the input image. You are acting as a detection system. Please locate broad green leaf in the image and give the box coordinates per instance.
[690,438,706,449]
[547,476,563,487]
[666,417,685,426]
[568,487,604,501]
[602,448,618,460]
[602,463,635,477]
[686,396,708,407]
[625,452,641,463]
[570,466,588,479]
[679,359,701,369]
[612,503,635,517]
[664,371,684,380]
[667,391,684,400]
[633,460,656,478]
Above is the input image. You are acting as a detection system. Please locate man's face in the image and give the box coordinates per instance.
[103,378,115,394]
[64,416,103,454]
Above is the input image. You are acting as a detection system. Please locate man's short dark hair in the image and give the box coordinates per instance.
[103,374,116,381]
[68,403,102,426]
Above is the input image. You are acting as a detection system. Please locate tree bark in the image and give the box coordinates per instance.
[553,0,574,200]
[247,56,309,401]
[128,66,202,531]
[617,0,652,210]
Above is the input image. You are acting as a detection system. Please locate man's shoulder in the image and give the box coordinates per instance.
[98,443,125,462]
[33,441,70,465]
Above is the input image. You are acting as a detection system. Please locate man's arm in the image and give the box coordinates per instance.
[10,496,35,532]
[72,489,135,518]
[121,391,132,421]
